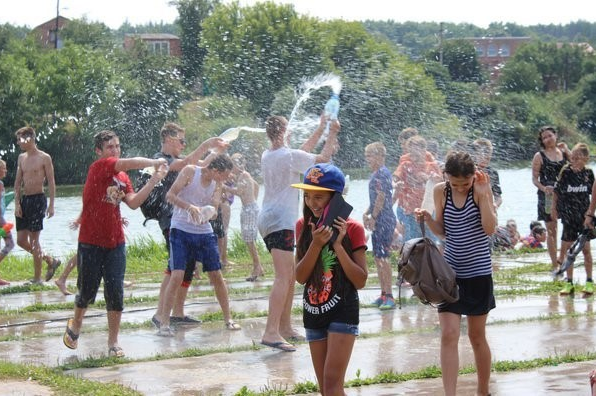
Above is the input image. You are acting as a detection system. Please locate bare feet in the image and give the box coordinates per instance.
[54,278,72,295]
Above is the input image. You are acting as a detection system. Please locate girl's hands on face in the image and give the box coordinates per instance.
[474,170,491,195]
[332,217,347,247]
[309,221,332,247]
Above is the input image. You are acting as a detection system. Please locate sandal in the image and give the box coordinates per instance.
[45,258,61,282]
[225,321,241,331]
[246,270,264,282]
[63,318,79,350]
[108,346,125,357]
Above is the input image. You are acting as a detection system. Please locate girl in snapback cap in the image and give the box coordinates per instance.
[293,163,368,395]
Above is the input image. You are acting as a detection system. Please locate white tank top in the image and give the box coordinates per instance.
[171,167,215,235]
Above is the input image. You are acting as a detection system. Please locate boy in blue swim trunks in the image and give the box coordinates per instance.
[156,154,241,336]
[364,142,397,310]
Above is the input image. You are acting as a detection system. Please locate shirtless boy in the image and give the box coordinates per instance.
[228,153,263,281]
[13,126,61,284]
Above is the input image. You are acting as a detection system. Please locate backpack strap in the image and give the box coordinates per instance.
[419,216,426,238]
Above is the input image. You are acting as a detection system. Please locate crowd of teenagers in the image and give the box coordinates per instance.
[2,118,596,395]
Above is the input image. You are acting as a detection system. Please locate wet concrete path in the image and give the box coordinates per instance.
[1,252,596,394]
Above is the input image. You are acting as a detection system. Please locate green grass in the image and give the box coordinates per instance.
[0,361,141,395]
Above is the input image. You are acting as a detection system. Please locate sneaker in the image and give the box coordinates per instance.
[157,326,174,337]
[170,315,202,326]
[559,282,575,296]
[379,296,397,310]
[151,315,161,328]
[583,281,595,295]
[373,295,386,307]
[24,279,44,286]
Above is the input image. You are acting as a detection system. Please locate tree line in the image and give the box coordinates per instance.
[1,0,596,185]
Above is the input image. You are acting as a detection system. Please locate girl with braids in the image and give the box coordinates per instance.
[293,163,368,396]
[415,151,497,396]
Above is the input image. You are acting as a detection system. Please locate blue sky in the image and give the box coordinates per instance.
[1,0,593,30]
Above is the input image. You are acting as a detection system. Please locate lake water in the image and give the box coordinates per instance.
[5,167,542,258]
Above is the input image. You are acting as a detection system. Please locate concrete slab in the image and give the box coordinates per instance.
[2,252,596,395]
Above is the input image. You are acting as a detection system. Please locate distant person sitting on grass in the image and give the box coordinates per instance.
[515,221,547,250]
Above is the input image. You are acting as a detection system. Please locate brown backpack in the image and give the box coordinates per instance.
[396,219,459,307]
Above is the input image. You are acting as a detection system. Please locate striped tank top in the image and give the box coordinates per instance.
[443,185,492,278]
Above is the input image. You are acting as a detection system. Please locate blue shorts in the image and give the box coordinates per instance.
[372,214,396,258]
[169,228,221,272]
[75,243,126,311]
[305,322,360,342]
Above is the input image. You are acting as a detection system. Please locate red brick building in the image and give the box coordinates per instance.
[466,37,532,81]
[31,16,70,49]
[123,34,182,57]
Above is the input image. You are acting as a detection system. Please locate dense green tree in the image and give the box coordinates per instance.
[509,41,591,92]
[174,0,219,88]
[574,73,596,138]
[499,61,542,92]
[60,18,115,49]
[201,1,325,115]
[427,39,483,83]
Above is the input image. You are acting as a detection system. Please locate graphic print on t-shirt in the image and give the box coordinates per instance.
[307,245,336,304]
[105,176,127,205]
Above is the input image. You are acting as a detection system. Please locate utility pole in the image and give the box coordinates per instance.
[54,0,59,49]
[439,22,444,65]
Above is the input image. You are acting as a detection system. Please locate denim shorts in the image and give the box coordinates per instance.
[305,322,359,342]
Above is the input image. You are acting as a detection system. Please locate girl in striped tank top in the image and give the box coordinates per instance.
[415,151,497,396]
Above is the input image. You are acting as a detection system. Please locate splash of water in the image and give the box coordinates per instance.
[219,126,266,143]
[287,73,342,147]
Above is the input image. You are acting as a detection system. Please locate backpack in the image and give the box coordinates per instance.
[396,218,459,307]
[135,169,171,226]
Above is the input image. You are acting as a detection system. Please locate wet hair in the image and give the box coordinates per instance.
[405,135,427,153]
[571,142,589,158]
[160,122,185,142]
[531,225,546,237]
[265,116,287,141]
[398,127,418,143]
[538,126,557,149]
[443,151,475,178]
[15,126,36,139]
[529,220,543,231]
[231,153,246,168]
[471,138,493,155]
[207,154,234,172]
[93,130,118,150]
[365,141,386,157]
[296,197,353,297]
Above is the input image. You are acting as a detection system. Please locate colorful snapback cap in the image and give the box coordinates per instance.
[291,163,345,193]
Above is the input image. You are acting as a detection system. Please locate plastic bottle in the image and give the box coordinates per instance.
[544,192,552,215]
[198,205,217,224]
[343,174,350,195]
[323,93,340,134]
